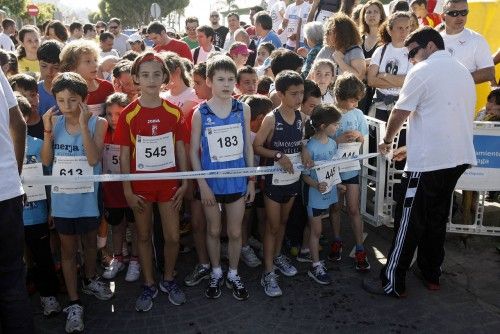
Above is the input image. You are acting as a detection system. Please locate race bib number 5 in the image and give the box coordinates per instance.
[103,144,120,174]
[136,133,176,171]
[206,123,244,162]
[52,156,94,194]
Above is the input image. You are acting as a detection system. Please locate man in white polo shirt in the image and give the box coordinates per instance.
[363,27,477,297]
[440,0,495,84]
[0,67,34,332]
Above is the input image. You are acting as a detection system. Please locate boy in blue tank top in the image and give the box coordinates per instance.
[41,72,111,334]
[253,70,309,297]
[190,56,255,301]
[17,94,62,317]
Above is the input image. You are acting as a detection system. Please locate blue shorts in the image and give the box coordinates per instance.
[53,217,99,235]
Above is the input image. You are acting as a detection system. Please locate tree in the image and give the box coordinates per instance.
[1,0,28,18]
[96,0,189,27]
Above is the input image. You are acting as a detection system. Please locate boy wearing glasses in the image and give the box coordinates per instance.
[182,17,199,49]
[440,0,495,84]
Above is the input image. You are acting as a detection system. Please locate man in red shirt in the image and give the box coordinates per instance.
[146,21,193,62]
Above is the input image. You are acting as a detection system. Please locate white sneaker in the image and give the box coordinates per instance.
[247,236,263,251]
[125,260,141,282]
[241,246,262,268]
[40,296,61,316]
[102,258,125,279]
[82,277,114,300]
[63,304,84,333]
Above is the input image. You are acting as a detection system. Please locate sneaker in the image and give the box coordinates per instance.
[241,246,262,268]
[296,251,312,263]
[226,273,249,301]
[260,271,282,297]
[273,254,297,277]
[220,242,229,260]
[184,264,210,287]
[328,240,343,262]
[102,258,125,279]
[179,244,192,254]
[159,279,186,306]
[40,296,61,316]
[355,250,371,271]
[82,277,113,300]
[308,262,331,285]
[63,304,84,333]
[135,285,158,312]
[247,236,263,251]
[205,272,224,299]
[98,247,113,269]
[125,260,141,282]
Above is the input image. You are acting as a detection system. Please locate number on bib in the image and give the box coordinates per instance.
[206,123,244,162]
[52,156,94,194]
[136,133,176,171]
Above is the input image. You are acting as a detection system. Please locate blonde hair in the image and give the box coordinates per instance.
[59,40,99,72]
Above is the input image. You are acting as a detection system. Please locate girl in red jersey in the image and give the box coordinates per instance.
[114,52,188,311]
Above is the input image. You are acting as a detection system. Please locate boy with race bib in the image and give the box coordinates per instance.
[190,55,255,301]
[253,70,308,297]
[114,52,188,311]
[41,72,111,334]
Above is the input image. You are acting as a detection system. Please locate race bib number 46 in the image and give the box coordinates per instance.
[52,156,94,194]
[103,144,120,174]
[136,133,176,171]
[206,123,244,163]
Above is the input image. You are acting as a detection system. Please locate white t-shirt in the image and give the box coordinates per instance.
[441,28,494,73]
[284,2,308,48]
[270,0,287,44]
[0,70,24,201]
[299,2,311,44]
[100,49,119,58]
[192,45,216,64]
[160,87,201,113]
[394,50,477,172]
[0,32,15,51]
[112,33,132,56]
[371,43,412,96]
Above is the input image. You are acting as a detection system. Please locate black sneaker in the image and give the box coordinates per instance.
[226,274,249,301]
[205,272,224,299]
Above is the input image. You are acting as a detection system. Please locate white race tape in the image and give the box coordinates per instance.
[22,153,379,186]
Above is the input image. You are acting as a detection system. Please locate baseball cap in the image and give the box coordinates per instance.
[128,33,143,43]
[229,43,254,56]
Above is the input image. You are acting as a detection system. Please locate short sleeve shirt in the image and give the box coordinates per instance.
[154,39,194,62]
[441,28,493,72]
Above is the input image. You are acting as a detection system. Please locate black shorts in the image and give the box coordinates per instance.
[194,191,245,204]
[307,207,329,218]
[264,191,296,204]
[53,217,99,235]
[254,191,264,208]
[104,207,135,226]
[342,175,359,185]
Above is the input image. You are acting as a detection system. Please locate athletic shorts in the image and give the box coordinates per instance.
[342,175,359,185]
[194,190,245,204]
[53,217,99,235]
[103,207,135,226]
[264,190,296,204]
[254,191,264,208]
[132,180,179,202]
[307,207,329,218]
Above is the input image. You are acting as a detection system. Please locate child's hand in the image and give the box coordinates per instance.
[277,154,294,174]
[47,216,55,229]
[172,182,187,211]
[78,103,92,128]
[301,148,314,168]
[42,106,56,131]
[245,181,255,204]
[125,192,146,214]
[317,182,328,193]
[199,183,216,207]
[337,184,347,194]
[337,131,360,143]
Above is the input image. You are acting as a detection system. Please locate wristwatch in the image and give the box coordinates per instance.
[383,138,392,145]
[274,151,283,161]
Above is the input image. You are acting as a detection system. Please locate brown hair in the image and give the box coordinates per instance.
[324,13,361,52]
[59,40,99,72]
[359,0,387,35]
[130,51,170,85]
[378,11,411,45]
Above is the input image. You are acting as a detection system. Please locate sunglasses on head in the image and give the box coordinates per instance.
[407,45,423,60]
[445,9,469,17]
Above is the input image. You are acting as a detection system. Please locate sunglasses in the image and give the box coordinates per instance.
[407,45,423,60]
[109,26,119,29]
[445,9,469,17]
[210,15,219,18]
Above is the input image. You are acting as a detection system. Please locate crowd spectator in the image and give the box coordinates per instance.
[147,21,193,62]
[182,17,199,49]
[209,11,229,49]
[108,18,131,56]
[0,18,16,51]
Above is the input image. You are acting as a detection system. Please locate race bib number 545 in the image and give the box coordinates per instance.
[136,133,176,171]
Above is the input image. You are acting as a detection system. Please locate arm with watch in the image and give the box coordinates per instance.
[378,108,411,155]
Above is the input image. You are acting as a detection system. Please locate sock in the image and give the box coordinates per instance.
[97,236,107,249]
[201,263,210,269]
[300,248,310,254]
[355,244,364,252]
[69,299,82,306]
[212,267,222,278]
[228,268,238,279]
[334,237,342,242]
[312,261,322,267]
[130,256,139,262]
[242,245,251,251]
[115,253,123,262]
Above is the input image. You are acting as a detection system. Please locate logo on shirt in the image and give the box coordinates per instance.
[152,125,158,136]
[459,40,466,45]
[205,117,216,126]
[147,119,160,124]
[385,58,400,75]
[276,121,283,131]
[297,120,302,130]
[447,48,455,56]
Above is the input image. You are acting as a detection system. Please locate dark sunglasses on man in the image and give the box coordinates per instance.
[445,9,469,17]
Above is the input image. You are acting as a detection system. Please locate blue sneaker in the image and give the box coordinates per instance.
[135,285,158,312]
[273,254,297,277]
[308,262,331,285]
[159,279,186,306]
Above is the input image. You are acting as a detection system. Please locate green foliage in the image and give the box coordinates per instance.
[19,3,56,25]
[95,0,189,27]
[1,0,28,17]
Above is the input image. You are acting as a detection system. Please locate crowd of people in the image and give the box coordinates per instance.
[0,0,499,333]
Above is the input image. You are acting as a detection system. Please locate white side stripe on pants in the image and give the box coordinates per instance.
[384,172,421,294]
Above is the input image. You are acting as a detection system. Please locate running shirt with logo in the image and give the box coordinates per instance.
[23,135,48,226]
[102,129,127,208]
[303,137,338,210]
[51,115,101,218]
[284,2,308,48]
[264,109,303,193]
[371,43,412,109]
[199,99,247,195]
[314,0,341,22]
[441,28,493,73]
[87,78,115,117]
[331,108,368,180]
[114,99,185,193]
